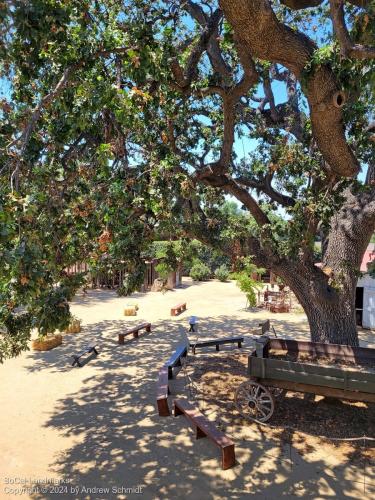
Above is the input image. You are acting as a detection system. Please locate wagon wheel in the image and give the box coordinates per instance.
[235,381,275,422]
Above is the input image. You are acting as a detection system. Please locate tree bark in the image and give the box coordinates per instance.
[270,260,359,345]
[302,293,358,345]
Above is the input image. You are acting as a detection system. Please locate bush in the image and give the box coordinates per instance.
[190,261,211,281]
[215,265,230,282]
[234,272,262,308]
[155,262,173,281]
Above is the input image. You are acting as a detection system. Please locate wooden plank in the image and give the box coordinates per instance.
[249,356,375,395]
[249,377,375,403]
[156,367,170,417]
[268,338,375,363]
[165,344,188,379]
[191,336,244,348]
[249,357,347,390]
[118,322,151,344]
[251,353,375,391]
[190,336,243,354]
[173,399,235,470]
[170,303,187,316]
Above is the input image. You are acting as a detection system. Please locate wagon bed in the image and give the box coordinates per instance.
[235,336,375,422]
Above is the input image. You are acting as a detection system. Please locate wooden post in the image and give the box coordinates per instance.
[255,336,270,358]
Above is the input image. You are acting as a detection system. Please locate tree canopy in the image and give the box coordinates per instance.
[0,0,374,359]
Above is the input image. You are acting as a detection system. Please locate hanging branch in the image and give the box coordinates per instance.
[329,0,375,60]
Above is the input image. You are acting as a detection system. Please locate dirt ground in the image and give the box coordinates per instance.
[0,278,374,500]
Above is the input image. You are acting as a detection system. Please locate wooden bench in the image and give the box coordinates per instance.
[157,366,171,416]
[174,399,235,470]
[71,346,99,367]
[170,302,187,316]
[118,322,151,344]
[156,344,188,416]
[165,344,188,379]
[190,336,244,355]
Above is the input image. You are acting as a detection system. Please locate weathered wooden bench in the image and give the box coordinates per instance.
[170,302,187,316]
[157,366,171,416]
[190,336,244,355]
[118,322,151,344]
[174,399,236,470]
[165,344,188,379]
[71,346,99,367]
[156,344,188,416]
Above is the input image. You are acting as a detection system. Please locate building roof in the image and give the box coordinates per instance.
[361,245,375,272]
[315,243,375,273]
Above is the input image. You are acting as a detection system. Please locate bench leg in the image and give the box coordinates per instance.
[93,347,99,355]
[174,402,184,416]
[191,347,196,355]
[216,344,220,351]
[168,366,173,379]
[222,444,236,470]
[157,398,170,417]
[72,357,82,367]
[146,325,151,332]
[196,426,206,439]
[133,330,139,338]
[118,335,125,345]
[238,341,242,349]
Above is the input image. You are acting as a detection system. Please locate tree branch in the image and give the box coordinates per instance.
[281,0,368,9]
[219,0,360,177]
[329,0,375,60]
[7,46,137,156]
[171,8,223,89]
[183,1,232,82]
[235,174,296,207]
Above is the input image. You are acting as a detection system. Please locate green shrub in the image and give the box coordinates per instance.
[233,272,262,308]
[215,265,230,282]
[155,262,173,281]
[190,261,211,281]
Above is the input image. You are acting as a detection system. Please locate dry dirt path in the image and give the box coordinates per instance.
[0,279,373,499]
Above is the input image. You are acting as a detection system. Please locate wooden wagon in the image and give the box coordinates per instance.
[235,336,375,422]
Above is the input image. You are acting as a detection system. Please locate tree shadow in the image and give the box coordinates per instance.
[22,316,373,499]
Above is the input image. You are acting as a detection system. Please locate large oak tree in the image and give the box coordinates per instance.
[0,0,374,359]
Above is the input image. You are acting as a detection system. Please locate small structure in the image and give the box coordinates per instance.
[356,244,375,328]
[66,258,182,292]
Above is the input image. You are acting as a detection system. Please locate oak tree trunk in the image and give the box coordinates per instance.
[276,263,359,346]
[298,287,358,346]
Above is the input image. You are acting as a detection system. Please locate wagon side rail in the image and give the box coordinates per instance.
[248,355,375,403]
[266,338,375,364]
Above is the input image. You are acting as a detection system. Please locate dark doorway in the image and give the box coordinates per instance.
[355,287,364,326]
